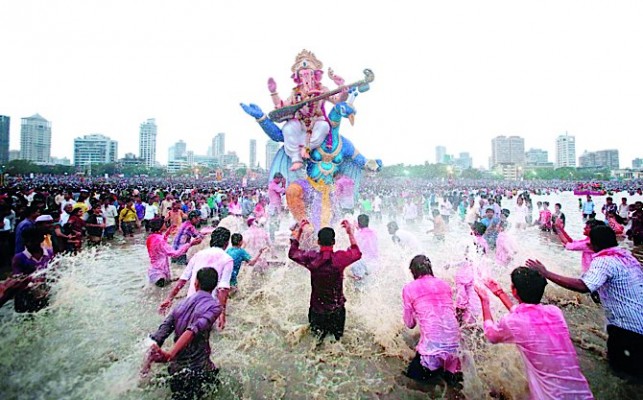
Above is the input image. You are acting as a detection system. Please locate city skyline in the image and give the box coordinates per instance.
[5,113,642,171]
[2,2,643,170]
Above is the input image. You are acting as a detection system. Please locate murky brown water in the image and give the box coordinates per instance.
[1,192,641,399]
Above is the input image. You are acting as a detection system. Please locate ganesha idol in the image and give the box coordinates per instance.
[241,49,382,231]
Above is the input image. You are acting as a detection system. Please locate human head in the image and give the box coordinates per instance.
[485,207,495,218]
[188,210,201,224]
[195,267,218,293]
[22,227,45,253]
[583,218,604,236]
[231,233,243,247]
[472,221,487,236]
[555,203,561,212]
[24,205,40,221]
[149,217,165,233]
[357,214,369,229]
[210,227,231,249]
[409,255,433,280]
[318,227,335,246]
[35,214,54,229]
[605,197,613,204]
[543,201,549,209]
[273,172,283,183]
[387,221,399,235]
[510,267,547,304]
[621,197,627,205]
[589,225,618,252]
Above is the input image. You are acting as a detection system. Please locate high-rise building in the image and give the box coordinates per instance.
[633,158,643,169]
[265,140,280,172]
[139,118,157,167]
[20,113,51,163]
[435,146,447,164]
[74,134,118,167]
[249,139,257,169]
[0,115,9,164]
[525,148,549,166]
[221,151,239,168]
[213,133,225,159]
[491,135,525,167]
[556,133,576,167]
[455,152,472,169]
[579,150,619,170]
[168,140,187,161]
[9,150,20,161]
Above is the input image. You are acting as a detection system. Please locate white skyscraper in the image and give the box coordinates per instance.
[435,146,447,164]
[491,135,525,167]
[139,118,157,167]
[556,133,576,167]
[249,139,257,169]
[265,140,280,172]
[213,133,225,160]
[74,134,118,167]
[20,113,51,163]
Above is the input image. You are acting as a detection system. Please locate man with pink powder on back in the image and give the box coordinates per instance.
[475,268,594,399]
[402,254,463,388]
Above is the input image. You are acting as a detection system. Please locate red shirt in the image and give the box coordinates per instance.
[288,239,362,313]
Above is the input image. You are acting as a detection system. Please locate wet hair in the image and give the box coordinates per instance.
[387,221,399,232]
[196,267,219,292]
[24,205,39,218]
[511,267,547,304]
[606,197,613,202]
[318,227,335,246]
[231,233,243,246]
[188,210,201,220]
[409,255,433,279]
[555,203,562,209]
[357,214,369,228]
[543,201,549,206]
[585,219,605,230]
[273,172,283,179]
[501,209,510,217]
[22,226,45,244]
[210,227,231,248]
[472,222,487,236]
[149,217,165,233]
[589,225,618,251]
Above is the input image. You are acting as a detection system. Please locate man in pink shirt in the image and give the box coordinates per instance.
[475,268,594,400]
[334,173,356,215]
[268,172,286,241]
[146,218,202,287]
[350,214,379,289]
[555,218,604,273]
[402,255,462,387]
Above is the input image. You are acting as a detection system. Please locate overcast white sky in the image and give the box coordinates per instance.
[1,1,642,169]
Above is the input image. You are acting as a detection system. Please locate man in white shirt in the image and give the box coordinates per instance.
[60,192,75,214]
[101,197,118,239]
[387,221,422,253]
[159,227,234,329]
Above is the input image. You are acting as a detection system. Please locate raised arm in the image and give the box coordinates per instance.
[240,103,285,142]
[525,259,589,293]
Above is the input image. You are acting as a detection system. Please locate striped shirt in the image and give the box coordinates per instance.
[581,247,643,335]
[172,221,202,249]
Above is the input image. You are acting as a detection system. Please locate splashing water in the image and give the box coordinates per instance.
[1,192,641,399]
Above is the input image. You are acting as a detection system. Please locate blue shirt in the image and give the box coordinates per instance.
[14,219,35,254]
[582,201,595,214]
[226,247,251,286]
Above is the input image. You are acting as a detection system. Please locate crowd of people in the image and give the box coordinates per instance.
[1,173,642,399]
